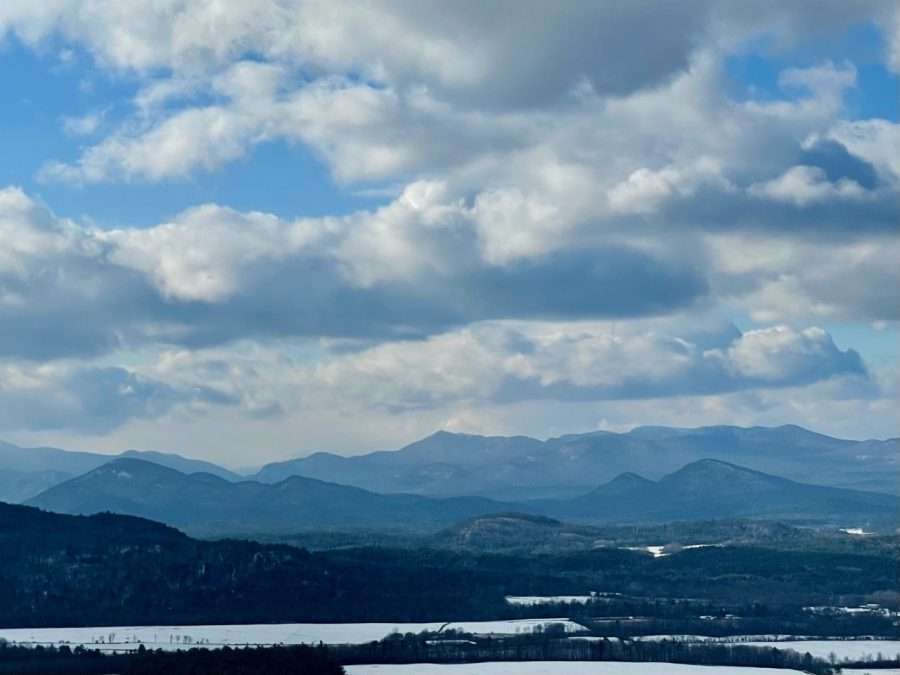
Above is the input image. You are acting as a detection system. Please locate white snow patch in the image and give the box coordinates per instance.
[506,596,595,606]
[625,544,718,558]
[0,619,587,653]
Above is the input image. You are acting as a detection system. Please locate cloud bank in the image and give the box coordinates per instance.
[0,1,896,456]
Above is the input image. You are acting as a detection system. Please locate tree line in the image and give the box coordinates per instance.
[0,642,344,675]
[0,635,847,675]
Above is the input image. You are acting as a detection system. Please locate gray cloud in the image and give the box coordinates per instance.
[0,364,236,433]
[0,2,896,447]
[0,189,709,360]
[799,139,880,189]
[309,322,870,412]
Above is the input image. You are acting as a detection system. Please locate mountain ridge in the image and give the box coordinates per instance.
[252,425,899,498]
[0,441,240,502]
[6,424,898,505]
[27,455,898,534]
[26,457,508,536]
[547,458,898,524]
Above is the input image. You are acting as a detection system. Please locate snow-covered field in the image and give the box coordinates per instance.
[506,596,595,605]
[346,663,806,674]
[741,640,900,662]
[0,619,586,653]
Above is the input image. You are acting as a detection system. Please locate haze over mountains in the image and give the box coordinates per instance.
[0,441,240,502]
[26,456,898,536]
[26,458,505,536]
[6,425,896,506]
[250,425,898,499]
[541,459,898,524]
[4,424,897,536]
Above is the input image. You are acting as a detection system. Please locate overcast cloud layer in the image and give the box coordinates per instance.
[0,1,897,462]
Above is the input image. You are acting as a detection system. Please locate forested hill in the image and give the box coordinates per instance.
[0,500,185,544]
[2,501,898,631]
[0,499,512,627]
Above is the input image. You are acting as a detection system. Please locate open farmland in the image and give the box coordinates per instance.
[0,619,586,653]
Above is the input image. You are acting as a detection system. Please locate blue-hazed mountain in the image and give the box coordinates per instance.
[539,459,899,525]
[26,456,898,534]
[116,449,241,481]
[25,457,507,536]
[7,424,898,506]
[252,425,899,499]
[0,440,240,502]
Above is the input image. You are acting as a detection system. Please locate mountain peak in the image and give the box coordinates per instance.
[584,471,655,499]
[419,429,482,443]
[611,471,653,483]
[685,457,739,469]
[83,457,187,483]
[669,458,752,476]
[660,458,792,490]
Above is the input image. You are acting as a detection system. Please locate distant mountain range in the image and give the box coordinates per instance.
[26,456,898,535]
[251,425,900,498]
[4,425,898,535]
[5,426,897,505]
[26,458,505,536]
[0,441,239,502]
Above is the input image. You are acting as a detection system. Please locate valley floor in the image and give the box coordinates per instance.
[0,619,584,652]
[2,623,896,666]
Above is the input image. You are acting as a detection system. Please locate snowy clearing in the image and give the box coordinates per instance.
[0,619,586,653]
[626,544,718,558]
[506,596,595,605]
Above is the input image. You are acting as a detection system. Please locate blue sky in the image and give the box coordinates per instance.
[0,2,897,463]
[725,23,899,120]
[1,39,386,227]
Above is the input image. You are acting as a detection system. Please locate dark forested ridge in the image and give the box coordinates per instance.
[2,501,898,632]
[434,514,900,556]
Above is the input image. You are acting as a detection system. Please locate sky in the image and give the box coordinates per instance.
[0,1,898,466]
